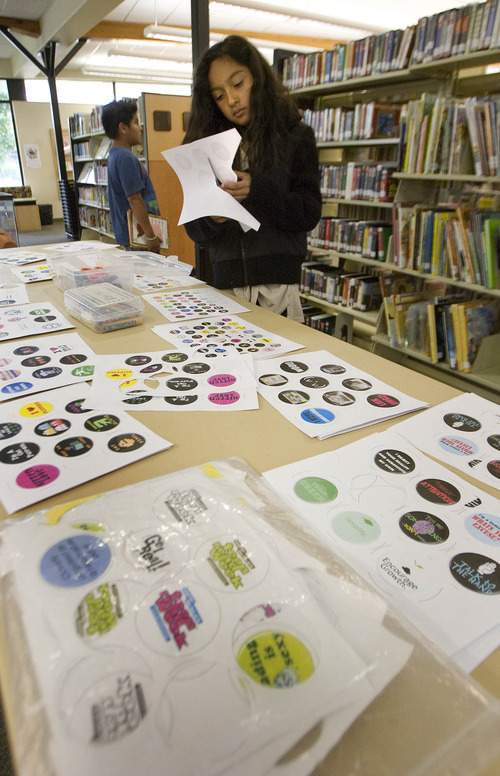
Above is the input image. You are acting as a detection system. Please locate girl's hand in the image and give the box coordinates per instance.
[221,170,251,202]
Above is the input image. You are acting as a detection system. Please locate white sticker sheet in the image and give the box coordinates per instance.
[0,461,412,776]
[133,274,204,293]
[9,263,52,283]
[82,349,259,412]
[0,301,74,341]
[0,248,50,265]
[255,350,428,439]
[396,393,500,493]
[0,282,29,305]
[152,314,305,360]
[0,383,172,514]
[41,240,119,253]
[143,286,250,322]
[0,333,96,402]
[263,429,500,670]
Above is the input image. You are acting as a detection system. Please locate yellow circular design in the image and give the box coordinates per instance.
[237,630,315,688]
[120,379,138,389]
[19,400,53,418]
[105,369,134,380]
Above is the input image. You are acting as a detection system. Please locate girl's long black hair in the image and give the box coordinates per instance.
[183,35,301,172]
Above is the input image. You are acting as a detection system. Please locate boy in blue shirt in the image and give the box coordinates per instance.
[101,98,162,253]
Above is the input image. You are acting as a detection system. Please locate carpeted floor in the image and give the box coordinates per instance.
[17,219,70,247]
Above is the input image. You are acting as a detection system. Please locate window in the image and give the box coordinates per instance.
[25,79,115,104]
[0,80,23,185]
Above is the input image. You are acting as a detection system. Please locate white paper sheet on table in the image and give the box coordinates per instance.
[0,301,74,340]
[42,240,119,252]
[0,248,49,265]
[9,263,52,283]
[143,286,250,322]
[0,282,29,305]
[162,129,260,233]
[263,428,500,669]
[133,273,205,293]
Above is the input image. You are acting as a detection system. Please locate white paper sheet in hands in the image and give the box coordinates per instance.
[162,128,260,233]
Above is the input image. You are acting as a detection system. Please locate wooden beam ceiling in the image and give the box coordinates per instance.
[0,17,41,37]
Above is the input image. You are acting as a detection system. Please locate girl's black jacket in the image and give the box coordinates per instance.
[184,121,322,289]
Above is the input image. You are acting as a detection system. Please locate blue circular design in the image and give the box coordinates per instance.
[1,381,34,395]
[40,535,111,587]
[300,407,335,425]
[438,436,479,456]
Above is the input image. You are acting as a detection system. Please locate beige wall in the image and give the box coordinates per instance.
[11,101,96,219]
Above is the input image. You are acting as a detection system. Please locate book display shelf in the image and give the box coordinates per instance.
[282,0,500,400]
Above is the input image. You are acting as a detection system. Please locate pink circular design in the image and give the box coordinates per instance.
[208,391,240,405]
[207,373,237,387]
[16,464,60,489]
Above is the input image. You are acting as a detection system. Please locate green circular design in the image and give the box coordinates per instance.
[293,476,338,503]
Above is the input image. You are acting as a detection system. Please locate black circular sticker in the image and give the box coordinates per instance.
[280,360,308,374]
[125,355,152,366]
[181,362,211,374]
[108,433,146,452]
[342,378,372,391]
[0,422,22,440]
[374,449,416,474]
[139,363,163,374]
[59,354,88,365]
[258,374,288,387]
[123,395,153,405]
[32,367,63,380]
[487,435,500,452]
[65,399,91,414]
[320,364,346,375]
[278,389,309,405]
[399,510,449,544]
[450,552,500,594]
[33,315,56,323]
[300,376,329,389]
[84,414,120,433]
[21,355,50,367]
[13,345,38,356]
[0,441,39,464]
[34,418,71,437]
[487,460,500,479]
[416,478,461,506]
[322,390,355,406]
[54,436,93,457]
[367,394,401,408]
[166,378,197,391]
[443,412,481,433]
[161,352,189,363]
[164,395,198,405]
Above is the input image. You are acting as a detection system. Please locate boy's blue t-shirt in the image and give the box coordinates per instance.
[107,146,159,246]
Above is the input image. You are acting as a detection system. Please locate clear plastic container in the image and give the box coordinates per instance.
[64,282,144,332]
[46,250,134,292]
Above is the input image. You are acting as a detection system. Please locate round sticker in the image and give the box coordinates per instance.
[374,449,416,474]
[280,360,308,374]
[194,533,270,593]
[154,484,218,527]
[65,399,91,414]
[123,527,188,577]
[322,390,355,406]
[33,315,56,323]
[84,414,120,433]
[0,422,21,440]
[125,355,151,366]
[320,363,346,375]
[32,366,63,380]
[19,399,53,418]
[182,362,211,375]
[487,435,500,451]
[139,363,163,374]
[0,441,39,464]
[438,436,479,456]
[416,478,461,505]
[399,510,449,544]
[164,395,198,406]
[278,389,309,405]
[443,412,481,432]
[166,377,197,391]
[71,365,94,378]
[13,345,38,356]
[107,433,146,453]
[21,355,50,367]
[293,476,338,503]
[342,377,371,391]
[161,352,189,363]
[366,394,401,408]
[300,407,335,425]
[207,373,236,387]
[450,552,500,594]
[299,376,329,389]
[258,374,288,387]
[1,381,33,395]
[59,354,88,365]
[374,548,439,599]
[76,582,125,640]
[466,512,500,546]
[236,630,315,688]
[208,391,240,405]
[29,308,50,316]
[40,534,111,587]
[123,395,153,405]
[105,368,133,380]
[54,436,93,457]
[135,581,220,656]
[487,460,500,480]
[34,418,71,437]
[331,511,381,543]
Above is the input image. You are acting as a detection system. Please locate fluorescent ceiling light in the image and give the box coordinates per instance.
[144,25,192,42]
[108,48,193,64]
[82,65,192,84]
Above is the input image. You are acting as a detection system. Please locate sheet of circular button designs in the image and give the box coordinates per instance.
[0,282,29,306]
[0,301,74,341]
[263,428,500,671]
[0,333,96,402]
[82,349,259,412]
[142,287,250,322]
[0,382,172,514]
[255,350,428,439]
[133,273,205,293]
[10,263,53,283]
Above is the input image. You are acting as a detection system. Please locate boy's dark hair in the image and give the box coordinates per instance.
[183,35,300,172]
[101,98,138,139]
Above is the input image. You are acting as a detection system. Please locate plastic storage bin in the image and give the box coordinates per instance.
[64,282,144,332]
[46,250,134,292]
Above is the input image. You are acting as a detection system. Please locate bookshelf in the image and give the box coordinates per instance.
[283,2,500,399]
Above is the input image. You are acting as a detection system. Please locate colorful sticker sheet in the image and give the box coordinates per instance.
[133,274,204,293]
[0,460,413,776]
[0,383,172,514]
[0,301,74,341]
[0,248,50,265]
[82,349,259,412]
[152,314,304,360]
[255,350,428,439]
[143,286,249,322]
[0,282,29,306]
[264,429,500,670]
[396,393,500,493]
[0,333,96,402]
[10,263,52,283]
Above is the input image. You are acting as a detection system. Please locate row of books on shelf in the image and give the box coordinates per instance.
[79,206,113,236]
[78,185,109,209]
[301,304,337,336]
[77,162,109,185]
[300,262,382,313]
[320,163,397,202]
[308,218,392,261]
[400,94,500,176]
[381,275,498,371]
[280,1,500,91]
[304,103,401,143]
[69,106,104,138]
[393,202,500,288]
